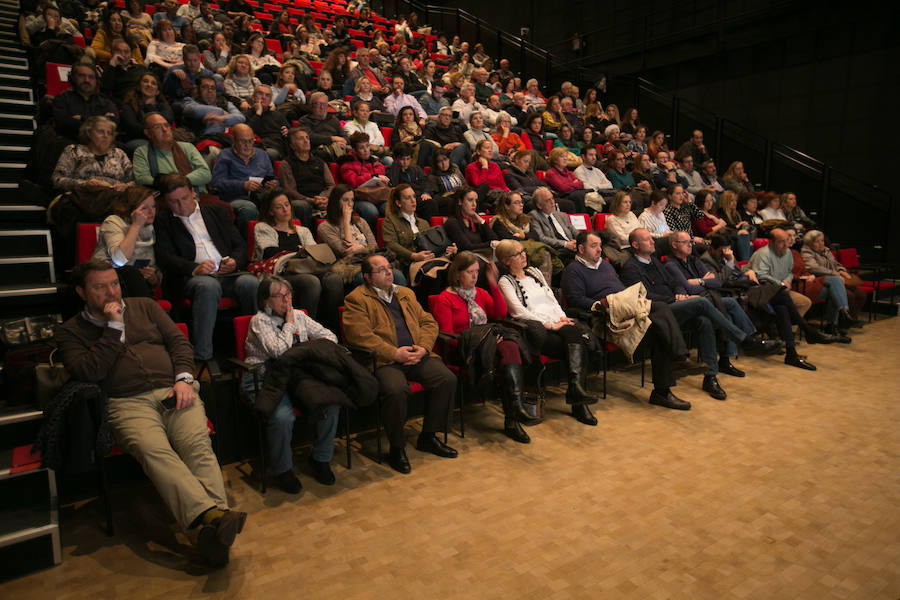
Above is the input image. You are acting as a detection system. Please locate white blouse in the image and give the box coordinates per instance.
[499,268,566,324]
[605,212,641,249]
[638,209,671,239]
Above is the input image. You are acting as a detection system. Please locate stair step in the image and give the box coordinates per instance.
[0,230,53,256]
[0,113,35,128]
[0,87,32,102]
[0,258,56,286]
[0,284,59,299]
[0,129,32,145]
[0,206,46,225]
[0,74,30,84]
[0,100,36,116]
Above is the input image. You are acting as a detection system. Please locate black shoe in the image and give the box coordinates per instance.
[307,455,335,486]
[718,358,746,377]
[415,433,458,458]
[838,308,864,330]
[805,328,835,344]
[504,418,531,443]
[702,375,727,400]
[785,354,817,370]
[742,337,782,356]
[388,446,411,474]
[571,403,598,426]
[197,510,247,568]
[197,526,229,568]
[672,357,707,378]
[824,324,852,344]
[649,389,691,410]
[275,469,302,494]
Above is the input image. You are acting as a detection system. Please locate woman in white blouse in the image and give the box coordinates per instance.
[638,190,672,256]
[603,191,640,250]
[495,239,599,425]
[243,275,340,492]
[146,19,184,74]
[92,185,159,298]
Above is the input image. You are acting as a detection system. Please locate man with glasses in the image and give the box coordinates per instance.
[182,75,245,153]
[133,112,211,190]
[343,254,458,474]
[622,228,757,401]
[297,91,348,161]
[162,44,217,104]
[244,84,291,162]
[665,230,780,377]
[210,123,275,232]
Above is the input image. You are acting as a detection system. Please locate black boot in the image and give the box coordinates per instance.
[502,363,542,425]
[823,324,852,343]
[838,308,863,330]
[565,344,599,405]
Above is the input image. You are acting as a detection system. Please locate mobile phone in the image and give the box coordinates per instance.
[133,258,150,268]
[161,394,176,410]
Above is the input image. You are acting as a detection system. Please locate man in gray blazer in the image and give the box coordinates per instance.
[527,187,578,261]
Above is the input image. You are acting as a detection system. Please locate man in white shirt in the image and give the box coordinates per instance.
[451,82,485,129]
[573,146,613,211]
[481,94,516,129]
[154,173,259,362]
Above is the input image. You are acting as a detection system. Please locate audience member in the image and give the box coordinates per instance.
[343,254,458,473]
[56,259,246,567]
[133,112,211,190]
[52,116,133,192]
[154,173,259,361]
[52,63,120,141]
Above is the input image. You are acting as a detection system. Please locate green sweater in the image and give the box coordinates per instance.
[132,141,211,191]
[745,244,794,285]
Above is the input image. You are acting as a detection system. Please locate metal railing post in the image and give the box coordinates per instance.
[820,165,830,235]
[714,116,722,165]
[763,139,772,190]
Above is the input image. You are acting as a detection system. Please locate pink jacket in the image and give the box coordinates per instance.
[544,166,584,195]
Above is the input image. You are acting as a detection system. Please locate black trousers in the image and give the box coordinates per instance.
[770,287,805,350]
[540,323,590,363]
[639,300,688,390]
[375,356,456,446]
[117,265,154,299]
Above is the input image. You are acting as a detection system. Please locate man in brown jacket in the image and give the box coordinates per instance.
[56,260,246,567]
[342,254,458,474]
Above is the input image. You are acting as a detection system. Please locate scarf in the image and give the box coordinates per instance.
[455,286,486,326]
[491,214,530,236]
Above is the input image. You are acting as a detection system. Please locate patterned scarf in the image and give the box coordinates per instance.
[455,286,486,326]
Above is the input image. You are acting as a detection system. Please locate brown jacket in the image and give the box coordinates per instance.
[790,249,824,300]
[56,297,194,397]
[342,284,438,369]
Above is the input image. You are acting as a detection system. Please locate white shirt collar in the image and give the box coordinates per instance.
[575,255,601,270]
[373,283,398,304]
[636,255,652,264]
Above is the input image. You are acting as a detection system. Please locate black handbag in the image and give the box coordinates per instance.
[415,225,450,255]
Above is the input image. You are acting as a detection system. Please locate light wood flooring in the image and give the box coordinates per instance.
[3,318,899,599]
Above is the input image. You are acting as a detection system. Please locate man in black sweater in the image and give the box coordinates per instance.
[621,228,751,401]
[561,231,704,410]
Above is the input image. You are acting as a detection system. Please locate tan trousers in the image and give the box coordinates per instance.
[106,383,228,529]
[789,290,812,317]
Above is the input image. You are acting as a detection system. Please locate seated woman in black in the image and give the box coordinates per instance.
[490,190,561,283]
[443,186,498,256]
[253,187,344,330]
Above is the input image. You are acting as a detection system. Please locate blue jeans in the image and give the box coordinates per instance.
[668,296,748,375]
[816,275,849,323]
[242,377,340,473]
[184,273,259,360]
[732,232,753,262]
[721,296,757,357]
[229,198,259,236]
[353,199,385,233]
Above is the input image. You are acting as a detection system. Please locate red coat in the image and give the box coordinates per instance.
[339,156,386,188]
[544,166,583,195]
[465,160,509,191]
[431,285,507,334]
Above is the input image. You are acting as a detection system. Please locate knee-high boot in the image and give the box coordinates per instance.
[565,344,599,405]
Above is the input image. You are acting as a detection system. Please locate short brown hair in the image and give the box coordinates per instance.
[71,259,114,288]
[109,185,156,218]
[446,251,480,287]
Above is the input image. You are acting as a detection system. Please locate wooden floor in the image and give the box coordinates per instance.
[3,318,900,599]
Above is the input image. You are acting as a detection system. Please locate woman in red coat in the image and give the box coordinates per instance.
[543,147,589,213]
[431,252,539,443]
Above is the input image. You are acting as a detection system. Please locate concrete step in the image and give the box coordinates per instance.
[0,113,35,129]
[0,229,53,257]
[0,205,46,225]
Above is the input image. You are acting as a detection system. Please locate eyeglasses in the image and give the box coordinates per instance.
[371,267,392,275]
[271,292,292,300]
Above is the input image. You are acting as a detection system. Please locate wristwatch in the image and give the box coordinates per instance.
[176,374,195,385]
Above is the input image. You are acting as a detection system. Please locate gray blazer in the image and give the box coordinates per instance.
[528,209,577,249]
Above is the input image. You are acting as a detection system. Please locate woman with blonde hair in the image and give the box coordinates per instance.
[495,239,599,425]
[716,190,753,260]
[223,54,261,111]
[722,161,753,194]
